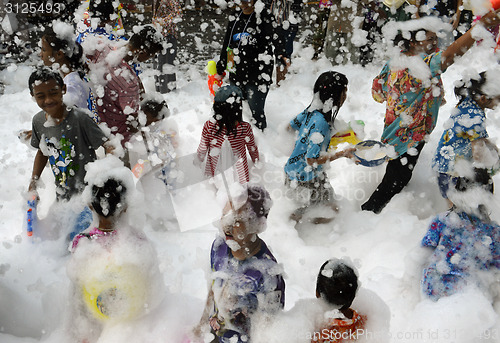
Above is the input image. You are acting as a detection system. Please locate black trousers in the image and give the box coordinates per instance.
[362,143,425,213]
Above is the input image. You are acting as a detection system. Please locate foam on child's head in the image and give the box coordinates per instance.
[317,258,359,309]
[213,85,244,122]
[454,70,500,102]
[214,85,243,103]
[43,22,83,70]
[382,16,451,47]
[91,178,127,218]
[217,184,273,235]
[82,155,135,217]
[310,71,348,122]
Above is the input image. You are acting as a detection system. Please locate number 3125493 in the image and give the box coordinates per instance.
[4,2,64,14]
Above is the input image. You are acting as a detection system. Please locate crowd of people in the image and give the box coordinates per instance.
[12,0,500,342]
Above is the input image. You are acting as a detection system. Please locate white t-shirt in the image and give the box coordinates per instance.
[63,71,90,109]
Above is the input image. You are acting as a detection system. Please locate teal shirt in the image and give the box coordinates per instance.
[373,52,444,156]
[284,110,332,182]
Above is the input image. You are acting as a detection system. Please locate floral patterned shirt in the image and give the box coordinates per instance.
[421,210,500,299]
[372,52,444,156]
[432,97,488,175]
[312,310,366,343]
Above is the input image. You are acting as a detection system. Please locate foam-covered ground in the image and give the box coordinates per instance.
[1,37,500,342]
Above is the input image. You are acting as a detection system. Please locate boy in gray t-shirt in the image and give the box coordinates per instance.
[28,68,110,201]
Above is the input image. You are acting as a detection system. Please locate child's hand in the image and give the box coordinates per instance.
[18,129,32,142]
[27,189,39,202]
[28,181,40,201]
[343,147,357,159]
[329,147,357,162]
[209,316,221,331]
[103,142,116,155]
[480,8,500,27]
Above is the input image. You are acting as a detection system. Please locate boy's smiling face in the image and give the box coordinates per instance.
[31,79,66,117]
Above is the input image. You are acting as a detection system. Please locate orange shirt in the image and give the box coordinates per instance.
[312,310,366,343]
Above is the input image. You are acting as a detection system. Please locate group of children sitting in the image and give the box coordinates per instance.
[20,5,500,343]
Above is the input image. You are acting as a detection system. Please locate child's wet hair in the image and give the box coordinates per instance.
[28,67,65,95]
[142,99,168,121]
[316,259,358,309]
[455,168,493,194]
[213,85,244,137]
[129,26,164,55]
[91,178,127,218]
[42,27,83,71]
[454,71,490,102]
[394,30,423,52]
[313,71,348,122]
[246,185,272,219]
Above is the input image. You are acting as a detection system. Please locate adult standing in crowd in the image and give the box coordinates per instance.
[215,0,287,131]
[323,0,364,64]
[266,0,303,83]
[152,0,183,94]
[311,0,332,59]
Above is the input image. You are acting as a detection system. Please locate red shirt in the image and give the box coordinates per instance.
[197,120,259,184]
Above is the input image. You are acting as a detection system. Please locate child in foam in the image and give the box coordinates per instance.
[312,259,366,343]
[432,70,500,208]
[421,176,500,301]
[41,24,98,121]
[84,26,163,167]
[196,85,259,186]
[71,177,126,251]
[284,71,356,224]
[194,185,285,343]
[28,68,113,240]
[68,158,163,342]
[19,24,99,146]
[129,98,177,181]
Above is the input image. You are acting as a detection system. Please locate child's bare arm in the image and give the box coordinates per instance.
[29,150,48,194]
[442,9,500,71]
[306,147,357,165]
